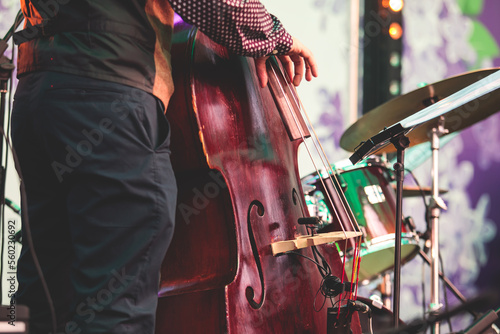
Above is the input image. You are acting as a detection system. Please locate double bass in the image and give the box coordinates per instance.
[155,19,362,333]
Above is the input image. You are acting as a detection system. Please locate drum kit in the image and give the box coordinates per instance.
[301,68,500,331]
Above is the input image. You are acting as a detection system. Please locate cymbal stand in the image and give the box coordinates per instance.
[428,116,448,334]
[418,250,479,317]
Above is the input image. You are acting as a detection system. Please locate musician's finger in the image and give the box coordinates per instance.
[254,57,269,88]
[275,55,293,84]
[290,55,305,86]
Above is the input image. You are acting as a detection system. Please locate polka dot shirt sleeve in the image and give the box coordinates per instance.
[168,0,293,57]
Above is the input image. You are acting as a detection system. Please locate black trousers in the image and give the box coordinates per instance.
[11,71,177,333]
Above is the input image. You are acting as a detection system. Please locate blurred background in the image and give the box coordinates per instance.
[261,0,500,330]
[1,0,499,331]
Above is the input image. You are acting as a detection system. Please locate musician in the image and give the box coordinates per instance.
[11,0,317,333]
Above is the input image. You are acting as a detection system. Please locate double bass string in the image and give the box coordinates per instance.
[288,67,364,300]
[269,59,362,259]
[292,84,364,300]
[266,58,349,237]
[266,58,337,283]
[266,58,354,310]
[267,57,363,299]
[266,57,361,279]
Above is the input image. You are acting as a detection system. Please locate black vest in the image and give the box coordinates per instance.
[16,0,175,106]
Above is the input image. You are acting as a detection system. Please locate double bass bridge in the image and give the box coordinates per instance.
[270,231,362,256]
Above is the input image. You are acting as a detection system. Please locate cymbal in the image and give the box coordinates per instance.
[391,184,448,197]
[340,69,500,153]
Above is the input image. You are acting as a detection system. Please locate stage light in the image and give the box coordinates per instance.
[389,0,404,12]
[362,0,404,114]
[389,80,401,95]
[381,0,404,11]
[390,52,401,67]
[389,23,403,40]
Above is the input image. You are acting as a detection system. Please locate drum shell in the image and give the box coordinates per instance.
[303,160,420,282]
[340,163,400,242]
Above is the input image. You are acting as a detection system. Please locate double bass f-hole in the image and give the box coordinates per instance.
[246,200,266,309]
[245,188,305,310]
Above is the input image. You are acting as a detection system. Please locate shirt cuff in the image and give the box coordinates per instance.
[269,31,293,56]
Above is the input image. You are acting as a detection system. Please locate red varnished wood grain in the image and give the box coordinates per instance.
[156,22,361,334]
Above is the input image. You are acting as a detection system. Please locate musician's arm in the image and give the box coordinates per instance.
[167,0,317,87]
[168,0,291,57]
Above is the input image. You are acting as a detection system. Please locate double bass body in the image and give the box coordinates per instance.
[155,22,361,333]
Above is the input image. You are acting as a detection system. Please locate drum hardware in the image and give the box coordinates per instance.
[341,69,500,329]
[302,159,420,283]
[302,157,484,330]
[390,184,448,197]
[365,185,488,327]
[417,249,481,319]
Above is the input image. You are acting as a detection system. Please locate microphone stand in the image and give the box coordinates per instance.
[389,133,410,328]
[0,9,24,213]
[0,9,23,304]
[348,123,410,328]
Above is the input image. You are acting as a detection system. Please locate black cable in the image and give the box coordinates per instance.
[406,168,449,328]
[311,245,331,278]
[305,226,331,278]
[313,283,327,312]
[288,227,352,315]
[405,169,431,231]
[286,246,342,313]
[285,250,329,274]
[1,127,57,334]
[422,258,427,320]
[405,168,428,209]
[1,10,24,46]
[406,168,431,321]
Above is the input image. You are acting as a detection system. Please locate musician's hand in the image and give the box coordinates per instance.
[254,36,318,88]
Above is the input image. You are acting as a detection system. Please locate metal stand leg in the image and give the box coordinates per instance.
[418,250,479,318]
